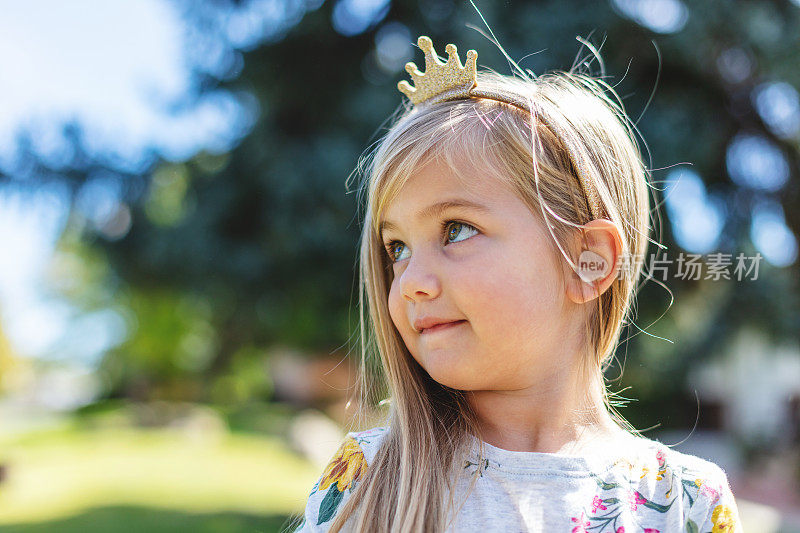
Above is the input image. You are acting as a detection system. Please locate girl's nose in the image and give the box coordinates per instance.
[399,252,443,302]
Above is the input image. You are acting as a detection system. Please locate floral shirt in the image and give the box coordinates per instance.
[294,426,742,532]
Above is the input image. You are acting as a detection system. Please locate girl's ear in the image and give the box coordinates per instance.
[565,219,624,304]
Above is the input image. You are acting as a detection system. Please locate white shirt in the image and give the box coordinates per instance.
[294,426,743,532]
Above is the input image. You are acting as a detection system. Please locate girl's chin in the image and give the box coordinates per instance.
[420,363,482,391]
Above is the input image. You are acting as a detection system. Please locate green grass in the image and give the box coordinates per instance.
[0,412,319,532]
[0,507,292,533]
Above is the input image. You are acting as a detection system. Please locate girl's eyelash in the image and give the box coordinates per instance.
[383,220,478,263]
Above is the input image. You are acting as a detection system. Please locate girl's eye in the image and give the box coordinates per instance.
[383,221,479,263]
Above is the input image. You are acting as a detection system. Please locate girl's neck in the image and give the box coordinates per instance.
[466,367,620,454]
[473,406,624,455]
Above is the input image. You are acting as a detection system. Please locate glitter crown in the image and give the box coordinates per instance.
[397,35,604,221]
[397,36,478,106]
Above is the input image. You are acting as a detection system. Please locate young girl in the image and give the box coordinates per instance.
[289,35,742,533]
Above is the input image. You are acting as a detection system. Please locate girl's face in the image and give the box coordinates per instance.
[380,157,583,391]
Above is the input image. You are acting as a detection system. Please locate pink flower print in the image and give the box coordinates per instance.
[591,494,607,513]
[571,512,590,533]
[654,449,667,480]
[616,528,625,533]
[644,529,660,533]
[700,482,720,504]
[628,490,647,511]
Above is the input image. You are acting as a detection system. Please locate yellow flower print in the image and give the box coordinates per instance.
[711,504,737,532]
[319,436,367,492]
[614,457,639,478]
[639,465,665,481]
[639,466,667,481]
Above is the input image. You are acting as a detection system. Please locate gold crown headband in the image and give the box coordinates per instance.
[397,35,603,220]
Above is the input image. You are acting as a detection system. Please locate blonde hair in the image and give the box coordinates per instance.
[304,58,656,533]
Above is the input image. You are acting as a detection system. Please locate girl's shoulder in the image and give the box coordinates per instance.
[619,434,733,490]
[345,425,390,467]
[292,426,389,532]
[603,435,742,532]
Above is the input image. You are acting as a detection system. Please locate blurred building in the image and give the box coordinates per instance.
[689,326,800,449]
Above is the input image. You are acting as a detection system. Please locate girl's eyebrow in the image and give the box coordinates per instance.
[379,199,490,237]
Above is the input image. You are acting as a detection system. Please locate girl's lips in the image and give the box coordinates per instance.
[421,320,467,334]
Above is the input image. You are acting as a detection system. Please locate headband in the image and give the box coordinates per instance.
[397,35,603,220]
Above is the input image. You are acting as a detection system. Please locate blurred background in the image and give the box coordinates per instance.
[0,0,797,531]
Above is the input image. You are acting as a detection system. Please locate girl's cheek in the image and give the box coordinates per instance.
[387,282,404,329]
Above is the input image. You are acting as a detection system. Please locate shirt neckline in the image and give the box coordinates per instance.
[466,429,651,474]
